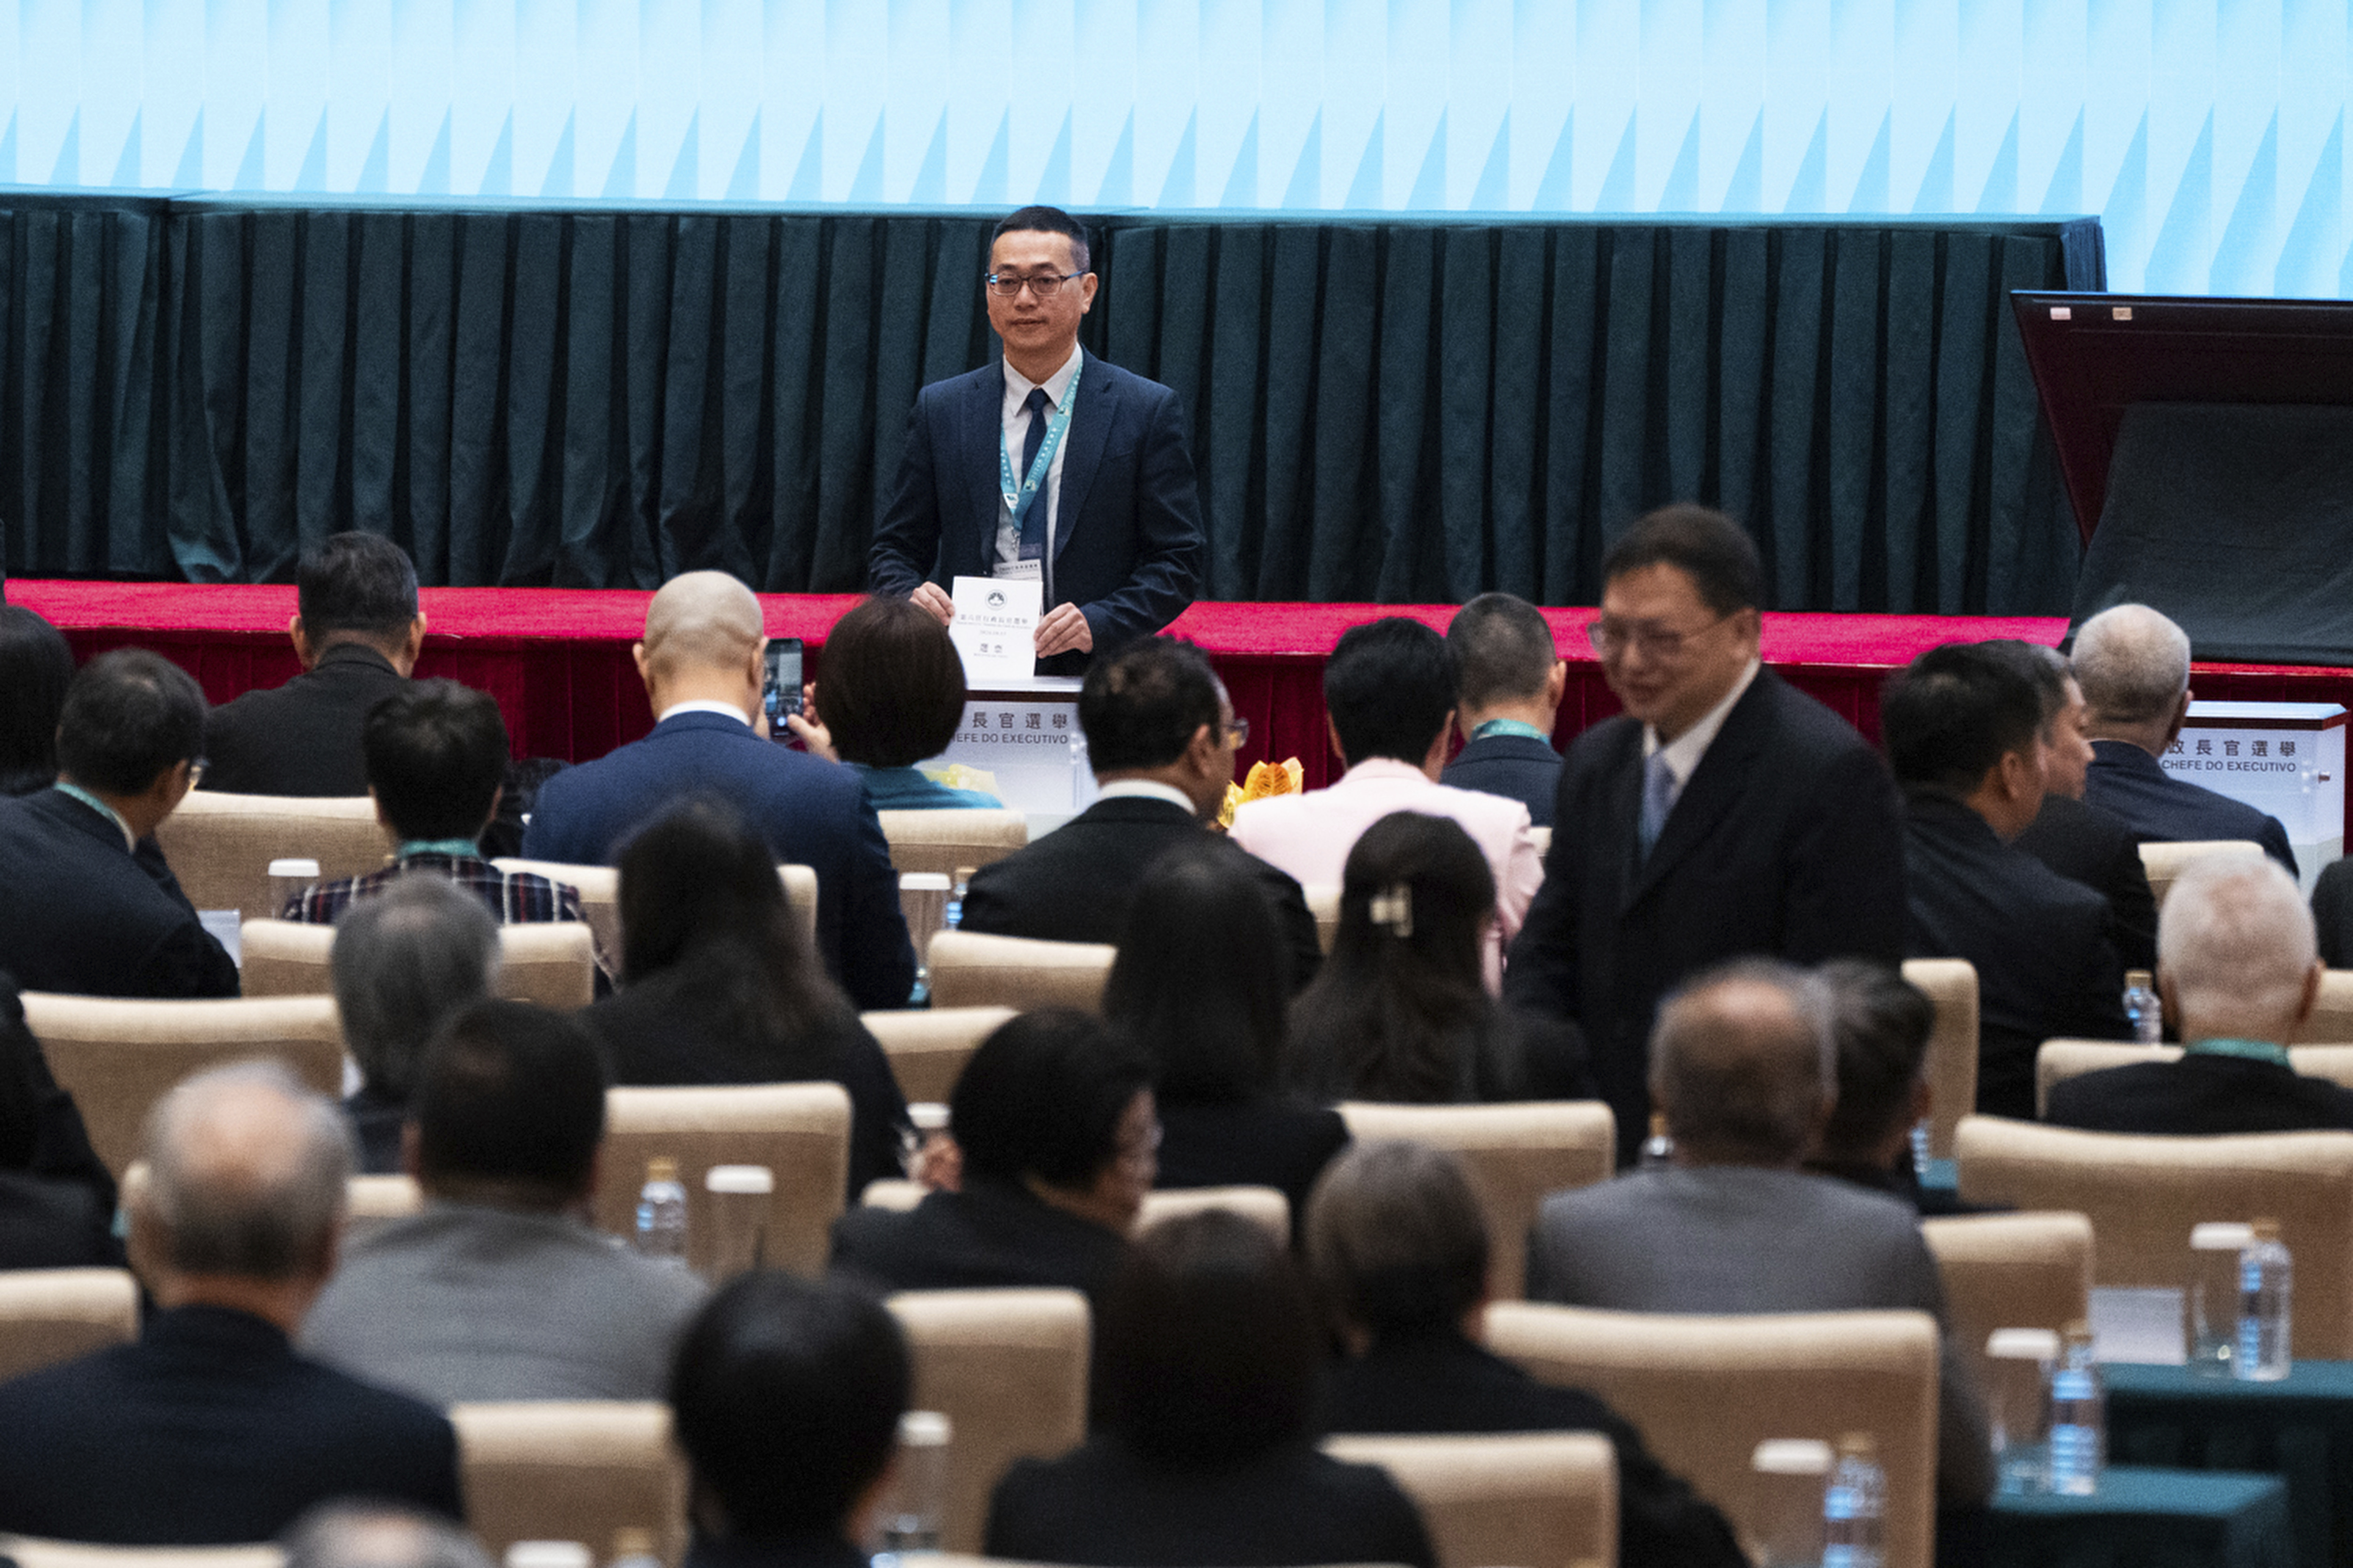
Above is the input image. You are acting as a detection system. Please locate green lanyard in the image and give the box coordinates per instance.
[52,784,130,848]
[2183,1037,2293,1069]
[1470,719,1551,744]
[398,839,483,860]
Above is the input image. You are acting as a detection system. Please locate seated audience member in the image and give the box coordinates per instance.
[786,594,1002,808]
[0,606,75,796]
[0,976,121,1267]
[1286,812,1591,1104]
[1526,961,1993,1507]
[2315,859,2353,969]
[960,637,1320,987]
[303,999,706,1404]
[521,571,914,1012]
[1885,643,2129,1119]
[202,532,426,797]
[986,1210,1437,1568]
[2074,603,2297,874]
[1440,593,1567,825]
[1310,1141,1745,1568]
[830,1010,1152,1307]
[581,800,911,1197]
[671,1271,910,1568]
[1231,617,1541,988]
[1992,640,2159,971]
[286,680,585,933]
[331,877,502,1173]
[282,1504,494,1568]
[2049,856,2353,1133]
[0,1063,460,1540]
[0,649,238,999]
[1103,843,1348,1221]
[1805,960,1976,1216]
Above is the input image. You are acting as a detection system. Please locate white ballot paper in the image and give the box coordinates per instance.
[950,575,1042,683]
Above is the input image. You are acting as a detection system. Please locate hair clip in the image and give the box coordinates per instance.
[1368,884,1413,939]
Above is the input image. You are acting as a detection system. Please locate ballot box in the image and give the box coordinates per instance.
[2161,701,2344,889]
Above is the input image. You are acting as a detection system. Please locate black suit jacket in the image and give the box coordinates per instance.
[1504,669,1906,1164]
[0,1305,461,1542]
[960,795,1321,990]
[867,352,1205,673]
[1157,1099,1350,1224]
[829,1176,1129,1309]
[1903,792,2130,1120]
[2084,739,2298,875]
[200,643,405,798]
[1440,733,1564,827]
[2047,1052,2353,1134]
[2311,859,2353,968]
[986,1436,1436,1568]
[1322,1330,1746,1568]
[0,792,238,999]
[685,1536,870,1568]
[2014,793,2160,971]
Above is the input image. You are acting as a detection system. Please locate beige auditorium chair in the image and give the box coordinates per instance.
[877,809,1030,878]
[1323,1432,1616,1568]
[346,1174,424,1243]
[240,919,595,1009]
[1527,825,1553,860]
[0,1544,282,1568]
[1135,1185,1291,1246]
[1919,1212,2093,1382]
[1336,1101,1615,1300]
[2138,839,2264,909]
[926,931,1115,1014]
[19,994,344,1177]
[595,1082,851,1276]
[858,1178,926,1211]
[450,1401,684,1565]
[2033,1040,2174,1116]
[863,1005,1016,1104]
[1304,886,1341,955]
[1487,1304,1940,1568]
[1956,1115,2353,1358]
[489,860,819,960]
[153,792,390,920]
[2292,1044,2353,1087]
[2306,972,2353,1044]
[1900,959,1978,1160]
[887,1288,1091,1556]
[0,1268,139,1383]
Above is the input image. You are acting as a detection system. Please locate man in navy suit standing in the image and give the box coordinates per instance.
[520,572,914,1011]
[868,206,1204,674]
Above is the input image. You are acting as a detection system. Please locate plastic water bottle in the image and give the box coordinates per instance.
[877,1411,953,1558]
[1908,1120,1933,1174]
[2235,1218,2294,1382]
[633,1157,689,1265]
[2122,969,2163,1044]
[944,866,974,931]
[1821,1432,1885,1568]
[1640,1112,1675,1169]
[2049,1321,2104,1495]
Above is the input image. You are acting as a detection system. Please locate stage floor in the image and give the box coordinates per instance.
[16,582,2353,803]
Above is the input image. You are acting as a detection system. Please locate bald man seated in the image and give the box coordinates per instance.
[520,572,915,1010]
[1526,961,1993,1509]
[0,1063,461,1543]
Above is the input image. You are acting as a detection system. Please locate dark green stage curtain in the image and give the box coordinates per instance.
[1,197,2102,613]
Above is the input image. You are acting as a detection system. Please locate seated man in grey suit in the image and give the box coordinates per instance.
[302,999,706,1404]
[1527,961,1993,1507]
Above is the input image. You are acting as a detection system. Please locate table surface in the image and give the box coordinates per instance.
[2109,1361,2353,1403]
[1996,1466,2290,1520]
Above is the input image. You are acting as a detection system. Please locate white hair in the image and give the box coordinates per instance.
[2160,855,2317,1039]
[2073,604,2191,727]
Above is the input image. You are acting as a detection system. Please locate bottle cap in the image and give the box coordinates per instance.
[505,1545,592,1568]
[1834,1432,1876,1458]
[1987,1328,2062,1361]
[705,1164,774,1195]
[2126,969,2154,990]
[1751,1438,1833,1475]
[609,1529,657,1559]
[900,872,952,892]
[2063,1319,2095,1345]
[2252,1218,2283,1242]
[2191,1222,2256,1251]
[953,865,977,882]
[909,1102,952,1133]
[647,1157,679,1183]
[268,858,322,878]
[900,1410,952,1447]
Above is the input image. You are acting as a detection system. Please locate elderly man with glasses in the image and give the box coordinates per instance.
[1503,505,1906,1166]
[868,205,1205,675]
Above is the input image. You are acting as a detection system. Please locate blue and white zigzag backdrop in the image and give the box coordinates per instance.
[6,0,2346,297]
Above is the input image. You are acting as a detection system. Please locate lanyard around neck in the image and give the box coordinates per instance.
[1471,718,1551,744]
[1000,357,1084,533]
[52,783,132,849]
[2183,1037,2294,1069]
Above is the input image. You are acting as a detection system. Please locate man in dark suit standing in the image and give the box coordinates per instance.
[868,206,1204,676]
[958,637,1320,988]
[2050,856,2353,1133]
[1441,593,1566,826]
[520,571,914,1011]
[1503,505,1905,1165]
[0,1062,461,1542]
[2074,602,2297,875]
[1884,644,2130,1119]
[1993,641,2160,970]
[201,533,425,797]
[0,650,238,999]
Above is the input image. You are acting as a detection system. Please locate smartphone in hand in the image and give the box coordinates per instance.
[761,638,805,737]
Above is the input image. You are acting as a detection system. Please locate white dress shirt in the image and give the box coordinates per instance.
[656,700,752,726]
[1640,658,1761,817]
[993,346,1083,579]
